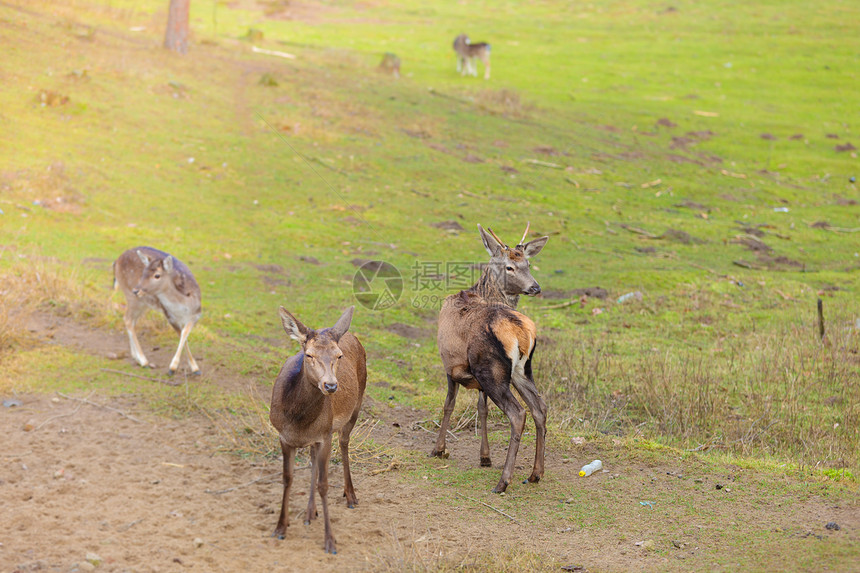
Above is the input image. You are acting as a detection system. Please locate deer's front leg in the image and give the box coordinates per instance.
[273,441,295,539]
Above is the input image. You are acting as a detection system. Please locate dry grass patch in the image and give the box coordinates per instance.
[538,319,860,471]
[477,88,534,118]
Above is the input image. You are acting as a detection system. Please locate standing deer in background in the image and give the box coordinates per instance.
[453,33,491,79]
[432,223,549,493]
[270,306,367,554]
[113,247,202,376]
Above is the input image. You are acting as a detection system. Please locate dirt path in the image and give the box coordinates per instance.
[2,314,858,572]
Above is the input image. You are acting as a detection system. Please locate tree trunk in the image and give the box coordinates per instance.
[164,0,190,55]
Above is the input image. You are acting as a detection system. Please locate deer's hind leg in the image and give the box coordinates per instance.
[512,357,547,484]
[471,357,525,494]
[478,390,492,467]
[339,412,360,508]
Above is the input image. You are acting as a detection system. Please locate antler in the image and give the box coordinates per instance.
[518,221,530,246]
[486,226,507,249]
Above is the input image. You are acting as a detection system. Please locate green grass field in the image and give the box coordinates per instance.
[1,0,858,569]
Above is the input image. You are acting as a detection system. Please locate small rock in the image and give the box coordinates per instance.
[79,562,96,572]
[85,552,102,566]
[193,537,204,548]
[825,522,840,531]
[715,483,724,490]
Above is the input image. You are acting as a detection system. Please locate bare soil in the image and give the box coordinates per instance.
[1,314,858,572]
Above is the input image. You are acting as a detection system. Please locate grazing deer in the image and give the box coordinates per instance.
[432,223,548,493]
[270,306,367,554]
[113,247,202,376]
[453,33,491,79]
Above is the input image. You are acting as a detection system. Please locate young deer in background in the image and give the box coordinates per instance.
[453,33,491,79]
[432,223,549,493]
[270,306,367,555]
[113,247,202,376]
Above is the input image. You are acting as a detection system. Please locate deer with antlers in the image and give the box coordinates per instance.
[431,223,549,493]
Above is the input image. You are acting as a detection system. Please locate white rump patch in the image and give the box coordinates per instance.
[507,338,533,381]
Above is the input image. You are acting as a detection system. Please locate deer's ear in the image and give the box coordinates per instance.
[279,307,309,344]
[162,255,174,274]
[523,236,548,258]
[331,306,354,341]
[478,224,503,257]
[136,249,150,266]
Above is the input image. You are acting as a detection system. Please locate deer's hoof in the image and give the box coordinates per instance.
[429,449,449,459]
[167,369,176,377]
[480,457,492,467]
[272,530,286,540]
[191,370,202,376]
[526,474,541,484]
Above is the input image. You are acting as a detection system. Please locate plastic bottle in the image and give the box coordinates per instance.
[579,459,603,477]
[616,291,643,304]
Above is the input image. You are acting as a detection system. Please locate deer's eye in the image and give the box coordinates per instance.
[505,266,514,272]
[154,273,161,279]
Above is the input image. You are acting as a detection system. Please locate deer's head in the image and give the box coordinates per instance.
[279,306,354,395]
[133,250,176,298]
[478,223,549,297]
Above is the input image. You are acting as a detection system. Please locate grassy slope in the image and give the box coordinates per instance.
[0,0,858,568]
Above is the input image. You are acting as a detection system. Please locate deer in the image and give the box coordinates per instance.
[269,306,367,555]
[431,223,549,493]
[113,247,202,376]
[453,33,491,79]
